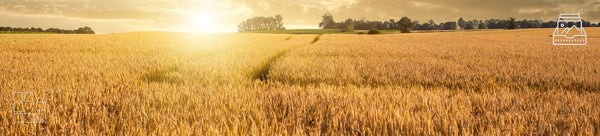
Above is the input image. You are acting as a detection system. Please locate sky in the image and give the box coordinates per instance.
[0,0,599,34]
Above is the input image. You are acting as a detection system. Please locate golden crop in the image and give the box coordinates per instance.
[1,29,599,135]
[270,29,600,90]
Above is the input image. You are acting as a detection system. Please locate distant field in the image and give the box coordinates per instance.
[243,29,400,34]
[0,31,58,34]
[243,29,500,34]
[1,28,599,135]
[243,29,353,34]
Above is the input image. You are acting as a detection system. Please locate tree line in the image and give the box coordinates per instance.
[319,13,600,33]
[320,13,418,33]
[238,13,600,33]
[238,15,285,32]
[0,26,95,34]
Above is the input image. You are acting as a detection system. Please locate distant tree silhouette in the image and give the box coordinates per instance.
[469,19,479,29]
[542,21,557,28]
[581,19,592,27]
[367,29,380,34]
[414,19,438,30]
[457,18,477,29]
[485,19,503,29]
[413,20,421,30]
[507,17,518,29]
[397,17,415,33]
[458,18,467,29]
[427,19,438,30]
[274,15,285,29]
[238,15,286,32]
[341,18,354,32]
[318,13,392,30]
[319,13,336,29]
[0,26,94,34]
[314,13,597,33]
[382,19,397,30]
[478,20,487,29]
[76,26,95,34]
[439,21,458,30]
[518,19,543,28]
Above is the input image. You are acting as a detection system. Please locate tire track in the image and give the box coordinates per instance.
[250,34,321,81]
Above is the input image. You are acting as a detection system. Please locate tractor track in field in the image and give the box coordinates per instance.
[142,34,322,84]
[250,34,321,81]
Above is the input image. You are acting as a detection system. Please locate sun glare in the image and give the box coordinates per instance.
[193,14,213,28]
[189,12,217,33]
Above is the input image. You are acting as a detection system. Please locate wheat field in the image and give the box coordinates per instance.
[1,28,599,135]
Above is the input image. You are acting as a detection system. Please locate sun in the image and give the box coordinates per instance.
[189,12,217,33]
[193,14,213,28]
[184,11,234,33]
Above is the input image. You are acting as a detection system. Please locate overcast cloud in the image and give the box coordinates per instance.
[0,0,598,33]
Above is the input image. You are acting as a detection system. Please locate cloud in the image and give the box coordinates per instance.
[1,0,600,33]
[258,0,271,10]
[283,0,359,12]
[319,0,360,11]
[229,3,254,16]
[410,1,439,9]
[518,8,547,14]
[0,0,179,19]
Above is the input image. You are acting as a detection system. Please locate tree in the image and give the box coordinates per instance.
[412,20,421,30]
[0,26,94,34]
[427,19,438,30]
[319,12,336,29]
[354,19,367,30]
[462,19,477,29]
[486,19,503,29]
[383,21,391,30]
[470,19,479,29]
[76,26,95,34]
[507,17,518,29]
[518,19,543,28]
[367,29,380,34]
[542,21,557,28]
[389,19,397,29]
[383,19,398,30]
[368,21,382,30]
[341,18,354,32]
[415,20,439,30]
[440,21,458,30]
[581,19,592,27]
[397,17,415,33]
[275,15,284,29]
[478,20,487,29]
[458,17,467,29]
[238,15,286,32]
